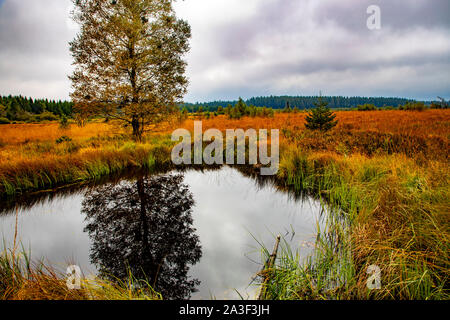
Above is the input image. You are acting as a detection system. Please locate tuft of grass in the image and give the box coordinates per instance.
[259,145,449,300]
[0,247,161,300]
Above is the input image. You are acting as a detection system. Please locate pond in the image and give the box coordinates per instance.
[0,166,326,300]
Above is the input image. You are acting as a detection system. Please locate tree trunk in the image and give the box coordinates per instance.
[137,177,157,284]
[131,116,142,141]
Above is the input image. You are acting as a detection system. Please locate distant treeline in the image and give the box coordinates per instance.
[0,94,446,124]
[181,95,418,112]
[0,95,73,123]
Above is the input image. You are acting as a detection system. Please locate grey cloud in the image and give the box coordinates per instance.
[0,0,75,99]
[0,0,449,102]
[182,0,450,101]
[314,0,450,32]
[212,0,301,61]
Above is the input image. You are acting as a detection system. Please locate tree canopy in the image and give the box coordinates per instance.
[70,0,191,140]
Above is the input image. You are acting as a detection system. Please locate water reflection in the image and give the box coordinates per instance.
[0,166,325,300]
[82,173,202,300]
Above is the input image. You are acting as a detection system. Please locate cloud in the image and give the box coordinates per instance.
[0,0,76,100]
[0,0,448,101]
[175,0,450,101]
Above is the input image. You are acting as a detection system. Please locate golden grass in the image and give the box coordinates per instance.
[1,250,161,300]
[181,109,450,139]
[0,121,117,145]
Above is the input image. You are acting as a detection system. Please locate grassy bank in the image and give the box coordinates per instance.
[0,129,176,197]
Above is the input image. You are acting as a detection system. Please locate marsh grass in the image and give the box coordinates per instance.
[0,135,175,197]
[0,247,161,300]
[0,111,448,300]
[258,145,449,300]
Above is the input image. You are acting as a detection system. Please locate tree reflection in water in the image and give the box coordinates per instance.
[81,173,202,300]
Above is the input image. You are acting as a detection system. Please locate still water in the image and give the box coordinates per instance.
[0,166,325,300]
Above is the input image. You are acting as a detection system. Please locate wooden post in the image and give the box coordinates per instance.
[258,235,281,300]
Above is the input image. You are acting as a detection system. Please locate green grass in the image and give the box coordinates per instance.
[257,147,449,300]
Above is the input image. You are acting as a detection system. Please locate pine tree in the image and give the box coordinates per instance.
[225,104,233,116]
[0,104,6,118]
[7,100,20,120]
[235,97,247,116]
[305,96,338,131]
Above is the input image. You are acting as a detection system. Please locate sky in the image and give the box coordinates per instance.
[0,0,449,102]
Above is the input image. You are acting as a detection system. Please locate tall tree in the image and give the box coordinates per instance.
[235,97,247,116]
[69,0,191,140]
[305,96,338,132]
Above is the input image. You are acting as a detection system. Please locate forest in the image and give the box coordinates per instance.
[1,94,447,125]
[181,95,421,112]
[0,95,73,123]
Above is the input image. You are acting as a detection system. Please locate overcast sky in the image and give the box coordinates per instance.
[0,0,449,102]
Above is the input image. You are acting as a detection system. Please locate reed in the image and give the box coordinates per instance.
[260,145,449,300]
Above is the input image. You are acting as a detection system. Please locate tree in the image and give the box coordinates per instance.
[181,107,189,119]
[59,115,70,129]
[69,0,191,140]
[0,104,6,118]
[230,106,241,119]
[305,96,338,131]
[225,104,233,117]
[283,101,292,113]
[6,100,20,120]
[235,97,247,116]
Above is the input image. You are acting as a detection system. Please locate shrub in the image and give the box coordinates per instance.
[400,102,426,111]
[36,111,59,121]
[356,104,377,111]
[14,112,35,122]
[0,117,10,124]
